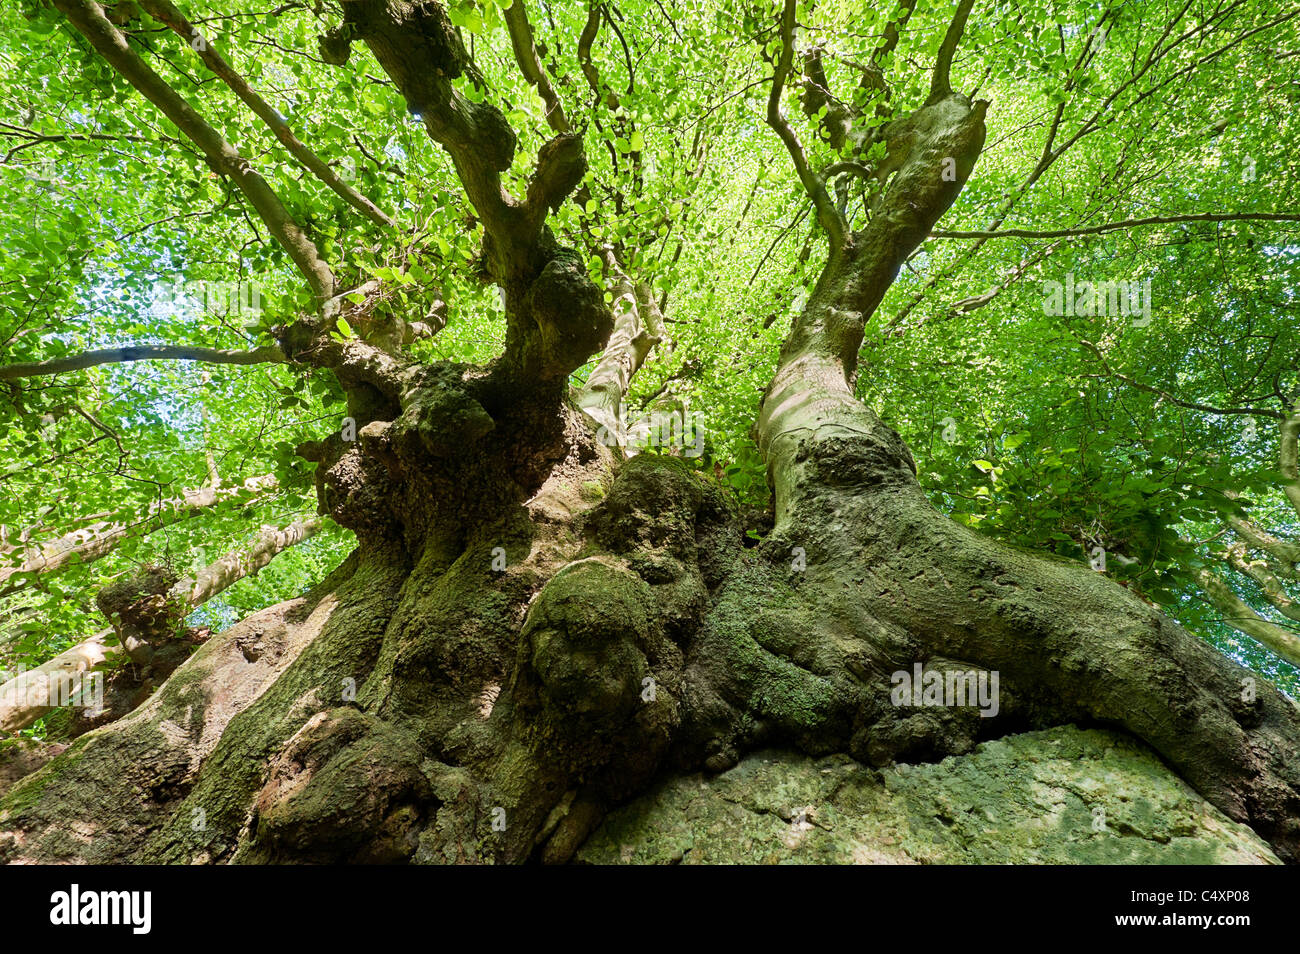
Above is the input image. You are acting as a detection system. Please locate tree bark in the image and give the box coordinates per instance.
[0,517,320,734]
[576,256,664,447]
[0,345,284,381]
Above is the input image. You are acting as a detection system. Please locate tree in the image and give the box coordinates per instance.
[0,0,1297,863]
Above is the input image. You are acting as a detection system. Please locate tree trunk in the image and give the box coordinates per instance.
[5,0,1297,867]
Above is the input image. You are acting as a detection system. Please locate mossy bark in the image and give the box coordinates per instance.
[4,438,1298,863]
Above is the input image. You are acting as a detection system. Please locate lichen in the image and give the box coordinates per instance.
[577,726,1281,865]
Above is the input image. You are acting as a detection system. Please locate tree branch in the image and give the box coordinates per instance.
[1078,340,1285,420]
[942,240,1061,316]
[1280,402,1300,520]
[53,0,336,306]
[503,0,570,134]
[766,0,846,249]
[576,249,665,439]
[578,3,619,110]
[0,475,278,598]
[0,515,322,734]
[1219,543,1300,620]
[1228,515,1300,566]
[0,631,116,735]
[873,0,918,66]
[136,0,397,230]
[0,344,285,381]
[334,0,586,277]
[929,0,977,104]
[1192,565,1300,667]
[172,516,321,607]
[933,211,1300,240]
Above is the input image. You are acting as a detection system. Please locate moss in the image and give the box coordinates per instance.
[578,726,1281,865]
[235,708,431,863]
[522,559,654,719]
[139,553,407,863]
[0,734,92,818]
[689,559,853,754]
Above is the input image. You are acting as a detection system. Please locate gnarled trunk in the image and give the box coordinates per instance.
[4,0,1298,867]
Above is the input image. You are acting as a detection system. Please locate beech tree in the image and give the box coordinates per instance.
[0,0,1298,863]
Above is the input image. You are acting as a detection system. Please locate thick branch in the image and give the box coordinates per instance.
[336,0,523,266]
[53,0,335,305]
[1228,515,1300,566]
[578,3,619,110]
[929,0,977,103]
[0,475,278,597]
[778,95,987,376]
[1220,544,1300,621]
[335,1,605,383]
[503,0,570,134]
[0,516,322,734]
[799,49,855,153]
[1193,566,1300,667]
[1280,403,1300,519]
[576,252,664,440]
[136,0,397,230]
[172,517,321,608]
[0,344,285,381]
[0,630,115,735]
[873,0,918,66]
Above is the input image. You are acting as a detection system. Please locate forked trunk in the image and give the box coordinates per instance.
[3,0,1297,867]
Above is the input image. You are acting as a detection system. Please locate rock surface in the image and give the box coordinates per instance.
[577,725,1280,864]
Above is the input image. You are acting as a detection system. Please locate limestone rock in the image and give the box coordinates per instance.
[577,725,1279,864]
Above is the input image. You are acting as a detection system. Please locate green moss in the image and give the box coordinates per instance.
[694,560,850,750]
[578,726,1281,865]
[0,734,92,818]
[524,559,653,718]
